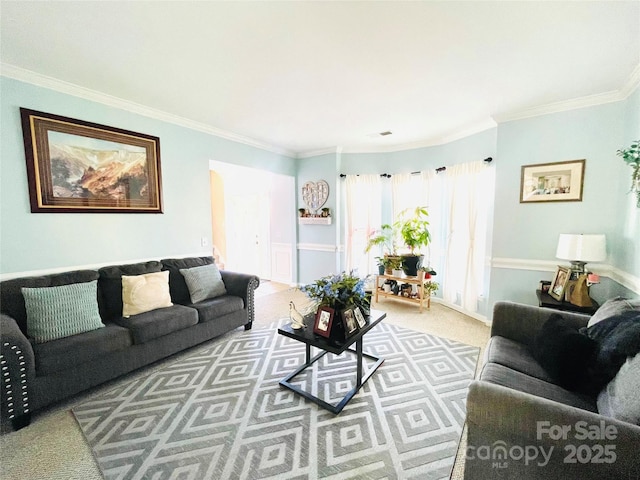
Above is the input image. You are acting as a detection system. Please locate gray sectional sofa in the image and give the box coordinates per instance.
[0,256,259,430]
[465,300,640,479]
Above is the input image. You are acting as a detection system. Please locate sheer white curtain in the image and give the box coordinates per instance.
[441,161,491,312]
[391,171,441,268]
[345,175,382,275]
[390,162,492,314]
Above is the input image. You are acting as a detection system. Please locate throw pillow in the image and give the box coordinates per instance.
[179,264,227,304]
[587,296,640,328]
[122,271,173,318]
[587,311,640,388]
[22,280,104,344]
[597,353,640,425]
[532,313,597,391]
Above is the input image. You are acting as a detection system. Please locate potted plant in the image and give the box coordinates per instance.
[394,206,431,276]
[617,140,640,207]
[365,224,402,274]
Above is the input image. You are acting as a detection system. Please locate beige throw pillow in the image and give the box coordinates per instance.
[122,271,173,318]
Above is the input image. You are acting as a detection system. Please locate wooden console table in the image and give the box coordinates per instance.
[375,271,430,312]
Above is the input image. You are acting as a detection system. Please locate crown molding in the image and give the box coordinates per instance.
[297,119,497,158]
[0,63,296,158]
[620,63,640,99]
[493,63,640,124]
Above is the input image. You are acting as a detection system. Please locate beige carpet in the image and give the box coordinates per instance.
[0,285,489,480]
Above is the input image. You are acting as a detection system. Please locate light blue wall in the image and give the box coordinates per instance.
[0,77,296,275]
[617,88,640,275]
[295,153,340,283]
[489,97,639,311]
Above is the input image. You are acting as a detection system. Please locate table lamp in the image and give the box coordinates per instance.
[556,234,606,278]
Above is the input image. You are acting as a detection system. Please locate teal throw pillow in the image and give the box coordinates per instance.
[179,264,227,303]
[22,280,104,344]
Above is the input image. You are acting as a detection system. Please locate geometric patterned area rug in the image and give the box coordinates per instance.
[72,320,478,480]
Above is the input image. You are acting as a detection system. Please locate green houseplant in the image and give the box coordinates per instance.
[617,140,640,208]
[365,224,402,274]
[395,206,431,276]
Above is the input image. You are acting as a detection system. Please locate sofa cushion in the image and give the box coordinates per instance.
[479,362,597,412]
[180,264,227,303]
[485,336,555,384]
[0,270,99,335]
[587,310,640,388]
[113,304,198,344]
[98,261,163,322]
[532,313,597,391]
[34,323,132,375]
[122,271,173,317]
[597,353,640,425]
[22,280,104,344]
[161,257,215,305]
[190,296,245,323]
[587,296,640,328]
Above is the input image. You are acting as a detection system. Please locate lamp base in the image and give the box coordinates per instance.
[568,261,588,279]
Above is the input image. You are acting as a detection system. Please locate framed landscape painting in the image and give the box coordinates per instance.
[20,108,163,213]
[520,159,585,203]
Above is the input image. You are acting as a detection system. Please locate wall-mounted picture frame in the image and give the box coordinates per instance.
[313,306,335,338]
[341,308,359,336]
[20,108,163,213]
[520,159,585,203]
[353,306,366,328]
[550,266,571,301]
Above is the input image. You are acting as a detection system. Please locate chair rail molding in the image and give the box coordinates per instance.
[492,257,640,295]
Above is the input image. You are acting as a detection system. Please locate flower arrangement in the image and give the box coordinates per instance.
[616,140,640,207]
[300,271,368,311]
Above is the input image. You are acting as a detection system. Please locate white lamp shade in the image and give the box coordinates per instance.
[556,234,606,262]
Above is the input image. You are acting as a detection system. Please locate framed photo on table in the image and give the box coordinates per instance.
[341,308,359,336]
[550,266,571,301]
[353,306,366,328]
[313,306,335,338]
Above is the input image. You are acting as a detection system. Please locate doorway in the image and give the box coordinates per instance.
[209,161,296,284]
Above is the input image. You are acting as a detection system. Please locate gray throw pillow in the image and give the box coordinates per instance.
[22,280,104,343]
[597,353,640,425]
[588,296,640,328]
[179,264,227,303]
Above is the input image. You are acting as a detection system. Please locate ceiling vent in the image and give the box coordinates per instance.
[379,131,393,136]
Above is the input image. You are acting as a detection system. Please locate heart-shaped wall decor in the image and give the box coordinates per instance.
[302,180,329,214]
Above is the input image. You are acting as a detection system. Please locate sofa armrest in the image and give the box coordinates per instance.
[491,301,590,348]
[465,381,640,479]
[220,271,260,325]
[1,314,35,428]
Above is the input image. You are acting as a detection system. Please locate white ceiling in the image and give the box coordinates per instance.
[1,1,639,157]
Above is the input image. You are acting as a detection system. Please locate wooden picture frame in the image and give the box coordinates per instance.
[313,306,335,338]
[20,108,163,213]
[550,266,571,301]
[341,308,359,336]
[353,306,366,328]
[520,159,585,203]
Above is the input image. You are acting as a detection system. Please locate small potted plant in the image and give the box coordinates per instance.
[365,224,402,274]
[617,140,640,207]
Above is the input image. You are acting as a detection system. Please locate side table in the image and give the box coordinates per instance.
[536,289,599,315]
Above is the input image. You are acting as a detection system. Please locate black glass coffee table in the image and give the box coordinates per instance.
[277,309,386,414]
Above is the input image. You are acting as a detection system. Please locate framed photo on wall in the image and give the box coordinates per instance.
[550,266,571,301]
[313,306,335,338]
[20,108,163,213]
[520,159,585,203]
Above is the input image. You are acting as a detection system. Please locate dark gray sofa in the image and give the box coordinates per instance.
[464,301,640,479]
[0,256,259,430]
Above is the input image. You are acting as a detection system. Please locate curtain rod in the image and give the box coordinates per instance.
[339,157,492,178]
